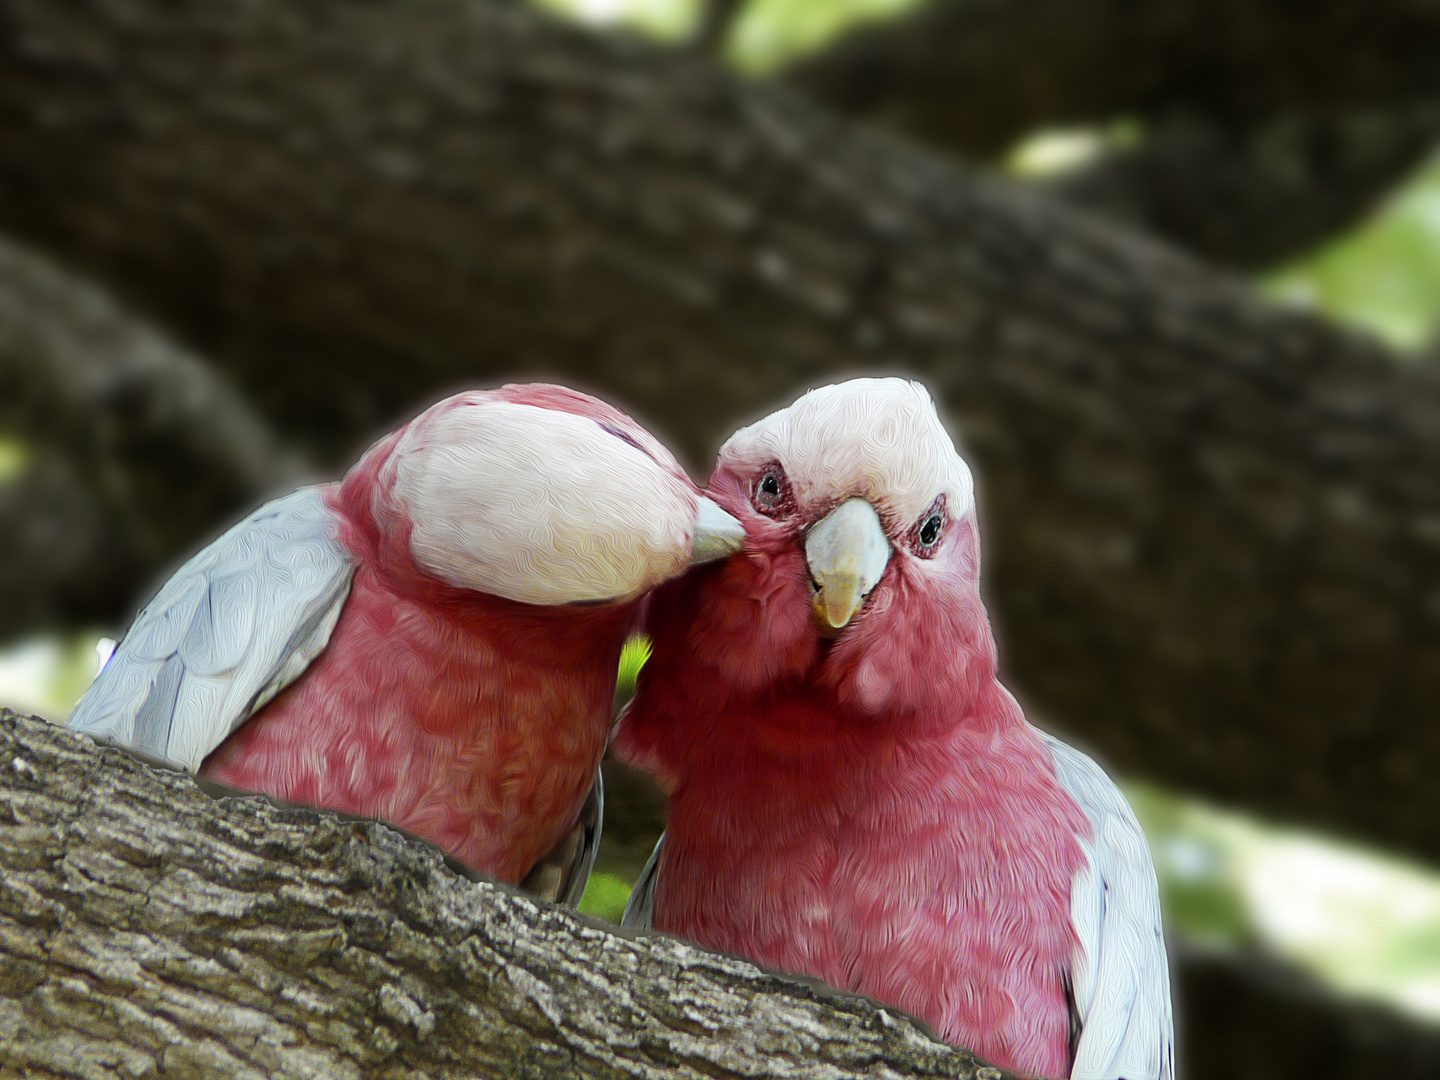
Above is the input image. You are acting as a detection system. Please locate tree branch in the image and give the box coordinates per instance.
[0,708,1008,1079]
[691,0,745,57]
[1180,945,1440,1079]
[0,235,309,631]
[15,708,1440,1078]
[785,0,1440,266]
[0,0,1437,863]
[0,458,141,631]
[1046,104,1440,270]
[787,0,1440,156]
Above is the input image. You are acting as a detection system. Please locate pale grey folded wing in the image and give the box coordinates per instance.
[1043,732,1175,1080]
[621,832,662,930]
[68,486,355,773]
[521,768,604,907]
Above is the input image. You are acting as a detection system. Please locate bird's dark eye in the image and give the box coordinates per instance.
[913,496,947,556]
[753,465,788,513]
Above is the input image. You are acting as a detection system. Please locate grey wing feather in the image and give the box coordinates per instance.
[68,487,354,772]
[1043,732,1175,1080]
[621,832,662,931]
[521,769,604,907]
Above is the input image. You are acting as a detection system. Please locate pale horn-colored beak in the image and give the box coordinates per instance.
[690,497,746,564]
[804,498,891,630]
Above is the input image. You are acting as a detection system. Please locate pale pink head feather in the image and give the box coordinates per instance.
[358,384,702,606]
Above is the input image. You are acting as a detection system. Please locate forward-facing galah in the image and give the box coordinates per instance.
[69,383,744,903]
[613,378,1172,1078]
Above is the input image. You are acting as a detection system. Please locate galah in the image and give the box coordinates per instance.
[69,383,743,903]
[613,378,1172,1078]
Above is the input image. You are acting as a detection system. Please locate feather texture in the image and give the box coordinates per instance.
[523,769,604,906]
[625,734,1175,1080]
[68,487,353,772]
[69,384,737,898]
[623,832,662,930]
[1044,735,1174,1080]
[614,377,1173,1078]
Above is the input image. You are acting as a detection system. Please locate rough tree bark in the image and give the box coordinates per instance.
[787,0,1440,267]
[0,0,1439,866]
[13,710,1440,1079]
[0,708,1010,1079]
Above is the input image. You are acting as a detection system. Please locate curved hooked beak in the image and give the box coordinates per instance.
[804,498,891,631]
[689,497,746,564]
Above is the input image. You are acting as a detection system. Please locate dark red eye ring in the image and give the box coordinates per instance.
[911,495,947,557]
[752,462,792,516]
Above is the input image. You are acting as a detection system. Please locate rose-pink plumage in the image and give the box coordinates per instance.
[69,384,743,898]
[614,378,1172,1078]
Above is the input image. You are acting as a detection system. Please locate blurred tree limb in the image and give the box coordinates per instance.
[1181,945,1440,1079]
[0,0,1438,870]
[1047,103,1440,270]
[789,0,1440,152]
[787,0,1440,267]
[0,708,1007,1079]
[693,0,745,55]
[0,235,308,629]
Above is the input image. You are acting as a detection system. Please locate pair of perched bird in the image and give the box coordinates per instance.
[69,378,1172,1080]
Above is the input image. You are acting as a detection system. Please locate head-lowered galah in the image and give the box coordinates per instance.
[613,378,1172,1078]
[69,383,743,902]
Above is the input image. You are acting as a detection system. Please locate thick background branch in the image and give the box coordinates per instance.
[692,0,745,56]
[0,0,1438,865]
[0,459,139,631]
[0,708,1006,1079]
[0,235,309,628]
[788,0,1440,266]
[1048,103,1440,270]
[788,0,1440,156]
[1181,946,1440,1080]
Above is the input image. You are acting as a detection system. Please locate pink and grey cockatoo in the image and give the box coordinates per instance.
[613,378,1173,1078]
[69,383,743,902]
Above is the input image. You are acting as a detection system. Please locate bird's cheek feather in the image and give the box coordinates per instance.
[853,655,894,714]
[692,553,816,691]
[862,583,895,619]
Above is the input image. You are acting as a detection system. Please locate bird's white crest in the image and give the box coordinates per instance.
[391,400,700,605]
[719,378,974,527]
